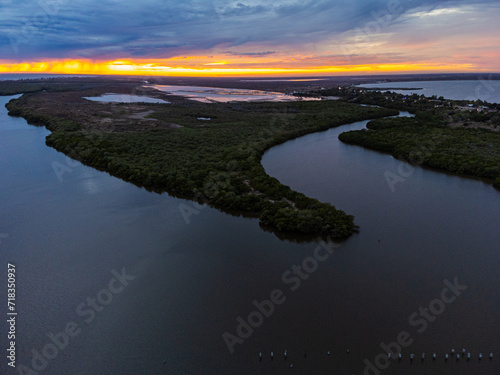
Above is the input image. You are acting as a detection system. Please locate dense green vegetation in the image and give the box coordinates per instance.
[339,115,500,189]
[317,84,497,108]
[6,92,397,238]
[309,83,500,189]
[315,86,500,128]
[6,77,500,237]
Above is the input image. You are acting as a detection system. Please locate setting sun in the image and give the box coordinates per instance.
[0,59,483,77]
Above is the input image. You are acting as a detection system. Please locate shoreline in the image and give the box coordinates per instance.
[339,117,500,190]
[4,84,397,240]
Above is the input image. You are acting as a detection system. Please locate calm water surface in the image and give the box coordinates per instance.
[1,94,499,374]
[83,94,170,104]
[150,85,322,103]
[358,80,500,103]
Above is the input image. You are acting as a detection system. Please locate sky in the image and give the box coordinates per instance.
[0,0,499,76]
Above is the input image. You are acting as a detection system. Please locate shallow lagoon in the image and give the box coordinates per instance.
[150,84,323,103]
[84,93,170,103]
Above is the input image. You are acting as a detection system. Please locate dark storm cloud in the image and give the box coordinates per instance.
[0,0,498,60]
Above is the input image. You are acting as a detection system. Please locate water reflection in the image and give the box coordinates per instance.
[357,80,500,103]
[150,85,325,103]
[83,94,170,103]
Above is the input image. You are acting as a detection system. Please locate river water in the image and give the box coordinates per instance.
[1,93,500,374]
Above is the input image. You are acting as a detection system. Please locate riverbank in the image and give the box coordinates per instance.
[339,115,500,189]
[4,83,397,239]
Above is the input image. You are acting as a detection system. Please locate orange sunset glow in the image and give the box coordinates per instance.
[0,59,483,77]
[1,0,499,77]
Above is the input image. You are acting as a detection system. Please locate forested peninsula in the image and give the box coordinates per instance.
[4,81,397,239]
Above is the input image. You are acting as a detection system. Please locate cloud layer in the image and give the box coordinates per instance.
[0,0,499,72]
